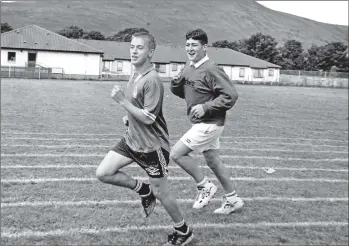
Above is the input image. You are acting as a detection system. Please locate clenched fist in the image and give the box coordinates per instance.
[111,85,126,103]
[190,104,205,118]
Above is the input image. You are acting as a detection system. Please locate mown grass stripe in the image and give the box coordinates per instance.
[1,222,347,238]
[2,197,347,208]
[1,177,347,184]
[1,164,347,173]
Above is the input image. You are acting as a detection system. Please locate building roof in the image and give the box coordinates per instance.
[1,25,103,54]
[80,39,281,68]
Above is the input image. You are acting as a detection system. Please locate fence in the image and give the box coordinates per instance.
[280,70,348,88]
[1,66,64,79]
[280,70,349,78]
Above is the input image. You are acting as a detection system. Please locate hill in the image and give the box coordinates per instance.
[1,0,348,48]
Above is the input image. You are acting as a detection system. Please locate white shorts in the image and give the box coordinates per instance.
[180,123,225,153]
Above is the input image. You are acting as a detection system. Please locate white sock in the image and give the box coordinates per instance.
[226,191,236,197]
[196,177,208,188]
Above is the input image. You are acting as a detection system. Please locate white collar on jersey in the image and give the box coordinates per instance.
[190,54,209,68]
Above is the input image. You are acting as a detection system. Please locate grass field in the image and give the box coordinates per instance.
[1,78,348,245]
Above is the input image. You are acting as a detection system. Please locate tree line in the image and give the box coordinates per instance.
[212,33,348,72]
[2,23,348,71]
[1,23,148,42]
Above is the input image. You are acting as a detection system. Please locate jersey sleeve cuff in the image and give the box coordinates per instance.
[142,109,156,122]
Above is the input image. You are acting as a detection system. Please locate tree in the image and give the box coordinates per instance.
[1,22,13,33]
[212,40,231,48]
[239,33,279,64]
[277,40,306,70]
[304,45,322,70]
[316,42,348,71]
[212,40,243,51]
[82,31,105,40]
[107,27,149,42]
[57,26,84,39]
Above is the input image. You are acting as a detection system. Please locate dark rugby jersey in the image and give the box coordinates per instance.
[124,65,170,153]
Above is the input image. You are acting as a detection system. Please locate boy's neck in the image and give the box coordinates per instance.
[134,61,153,74]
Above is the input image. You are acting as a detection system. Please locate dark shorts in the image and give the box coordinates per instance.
[111,138,169,178]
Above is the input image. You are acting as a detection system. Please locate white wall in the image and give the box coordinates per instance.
[221,65,232,79]
[110,59,132,75]
[154,63,171,77]
[169,63,185,77]
[38,51,101,75]
[1,49,102,75]
[229,66,280,82]
[1,49,28,67]
[231,66,249,81]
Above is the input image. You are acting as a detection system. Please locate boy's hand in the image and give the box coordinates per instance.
[111,85,126,103]
[123,116,129,126]
[190,104,205,118]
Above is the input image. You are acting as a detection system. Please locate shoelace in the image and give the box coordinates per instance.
[221,196,236,208]
[142,194,152,208]
[168,231,179,244]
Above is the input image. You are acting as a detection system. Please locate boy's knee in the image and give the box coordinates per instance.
[95,168,107,182]
[170,150,181,162]
[203,150,220,167]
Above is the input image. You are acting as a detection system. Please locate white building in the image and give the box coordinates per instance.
[80,40,281,82]
[1,25,103,78]
[1,25,281,82]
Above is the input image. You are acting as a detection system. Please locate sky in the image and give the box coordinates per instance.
[257,1,348,26]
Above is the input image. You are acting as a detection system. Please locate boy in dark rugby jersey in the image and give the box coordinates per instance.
[170,29,244,214]
[96,32,193,246]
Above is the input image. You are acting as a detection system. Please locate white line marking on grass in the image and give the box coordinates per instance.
[1,165,348,173]
[2,131,348,140]
[2,136,348,143]
[1,177,347,184]
[219,136,349,142]
[1,132,122,136]
[222,141,348,148]
[1,144,347,154]
[0,137,121,141]
[1,222,347,238]
[2,197,347,208]
[2,153,347,162]
[2,142,349,148]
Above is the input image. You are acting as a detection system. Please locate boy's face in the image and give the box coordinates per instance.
[185,38,207,63]
[130,37,153,66]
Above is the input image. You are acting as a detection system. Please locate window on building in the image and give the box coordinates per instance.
[239,68,245,77]
[269,69,274,76]
[103,61,111,71]
[172,63,178,71]
[155,63,166,73]
[8,52,16,62]
[117,61,123,71]
[253,69,264,78]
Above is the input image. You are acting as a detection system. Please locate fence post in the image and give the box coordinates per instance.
[9,65,11,78]
[325,72,327,78]
[298,70,300,79]
[39,66,41,80]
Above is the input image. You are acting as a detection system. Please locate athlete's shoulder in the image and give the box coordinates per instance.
[143,70,164,89]
[205,60,225,74]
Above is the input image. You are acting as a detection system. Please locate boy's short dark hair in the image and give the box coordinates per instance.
[185,29,208,45]
[132,32,156,50]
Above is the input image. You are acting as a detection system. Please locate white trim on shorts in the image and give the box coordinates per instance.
[180,123,224,153]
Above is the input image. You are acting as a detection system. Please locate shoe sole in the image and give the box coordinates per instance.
[192,186,218,209]
[144,199,156,217]
[163,234,194,246]
[181,234,194,246]
[214,201,244,214]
